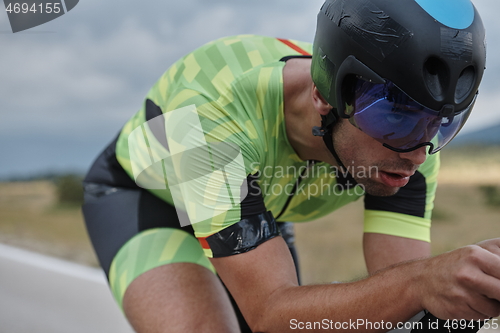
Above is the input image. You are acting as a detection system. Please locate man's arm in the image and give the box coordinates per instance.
[363,233,431,274]
[211,236,500,332]
[212,235,423,332]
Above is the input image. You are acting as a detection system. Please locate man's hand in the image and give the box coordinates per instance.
[477,238,500,257]
[418,238,500,321]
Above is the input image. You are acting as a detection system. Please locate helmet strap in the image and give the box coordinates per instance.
[312,110,347,172]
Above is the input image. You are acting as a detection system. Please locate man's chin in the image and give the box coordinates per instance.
[358,179,401,197]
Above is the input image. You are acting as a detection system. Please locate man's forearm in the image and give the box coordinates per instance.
[255,259,424,332]
[214,237,500,332]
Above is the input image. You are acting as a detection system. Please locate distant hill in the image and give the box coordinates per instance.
[451,122,500,146]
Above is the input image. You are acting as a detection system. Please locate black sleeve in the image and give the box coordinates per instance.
[364,171,427,218]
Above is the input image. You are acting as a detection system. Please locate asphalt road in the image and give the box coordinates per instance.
[0,243,135,333]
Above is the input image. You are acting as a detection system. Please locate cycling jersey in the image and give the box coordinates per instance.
[114,35,439,254]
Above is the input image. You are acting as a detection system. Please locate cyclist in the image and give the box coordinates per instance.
[82,0,500,332]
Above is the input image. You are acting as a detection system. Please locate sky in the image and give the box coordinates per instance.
[0,0,499,178]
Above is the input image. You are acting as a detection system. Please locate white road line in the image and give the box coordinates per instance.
[0,243,105,283]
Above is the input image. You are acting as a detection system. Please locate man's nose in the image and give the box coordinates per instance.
[399,146,427,166]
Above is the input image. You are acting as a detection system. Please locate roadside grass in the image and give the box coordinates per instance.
[0,181,98,267]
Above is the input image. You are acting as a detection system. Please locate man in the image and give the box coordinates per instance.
[82,0,500,332]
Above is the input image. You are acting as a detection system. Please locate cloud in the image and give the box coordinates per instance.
[472,0,500,94]
[1,0,323,131]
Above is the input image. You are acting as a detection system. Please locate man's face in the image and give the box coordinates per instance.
[332,119,427,196]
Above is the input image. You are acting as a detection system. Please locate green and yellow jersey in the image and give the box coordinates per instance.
[113,35,439,257]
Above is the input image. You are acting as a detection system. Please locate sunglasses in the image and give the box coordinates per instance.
[344,77,477,154]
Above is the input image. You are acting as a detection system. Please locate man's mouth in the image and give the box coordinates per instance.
[377,170,414,188]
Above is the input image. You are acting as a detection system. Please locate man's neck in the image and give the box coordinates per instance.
[282,58,337,165]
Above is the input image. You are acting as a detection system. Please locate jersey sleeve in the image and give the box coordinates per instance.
[363,151,440,242]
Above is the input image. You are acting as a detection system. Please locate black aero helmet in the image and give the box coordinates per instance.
[311,0,486,154]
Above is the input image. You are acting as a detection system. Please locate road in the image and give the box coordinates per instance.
[0,243,135,333]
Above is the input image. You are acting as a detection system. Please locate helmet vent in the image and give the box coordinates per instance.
[423,57,449,102]
[455,66,476,104]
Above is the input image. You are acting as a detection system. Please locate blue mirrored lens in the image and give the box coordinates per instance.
[432,99,474,153]
[348,78,475,154]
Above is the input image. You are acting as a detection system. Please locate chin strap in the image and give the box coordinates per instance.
[312,110,347,172]
[312,110,358,188]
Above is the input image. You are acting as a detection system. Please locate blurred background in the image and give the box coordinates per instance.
[0,0,499,331]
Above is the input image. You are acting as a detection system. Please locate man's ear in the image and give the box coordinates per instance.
[311,84,332,116]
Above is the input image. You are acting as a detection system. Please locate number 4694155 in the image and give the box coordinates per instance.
[5,2,61,14]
